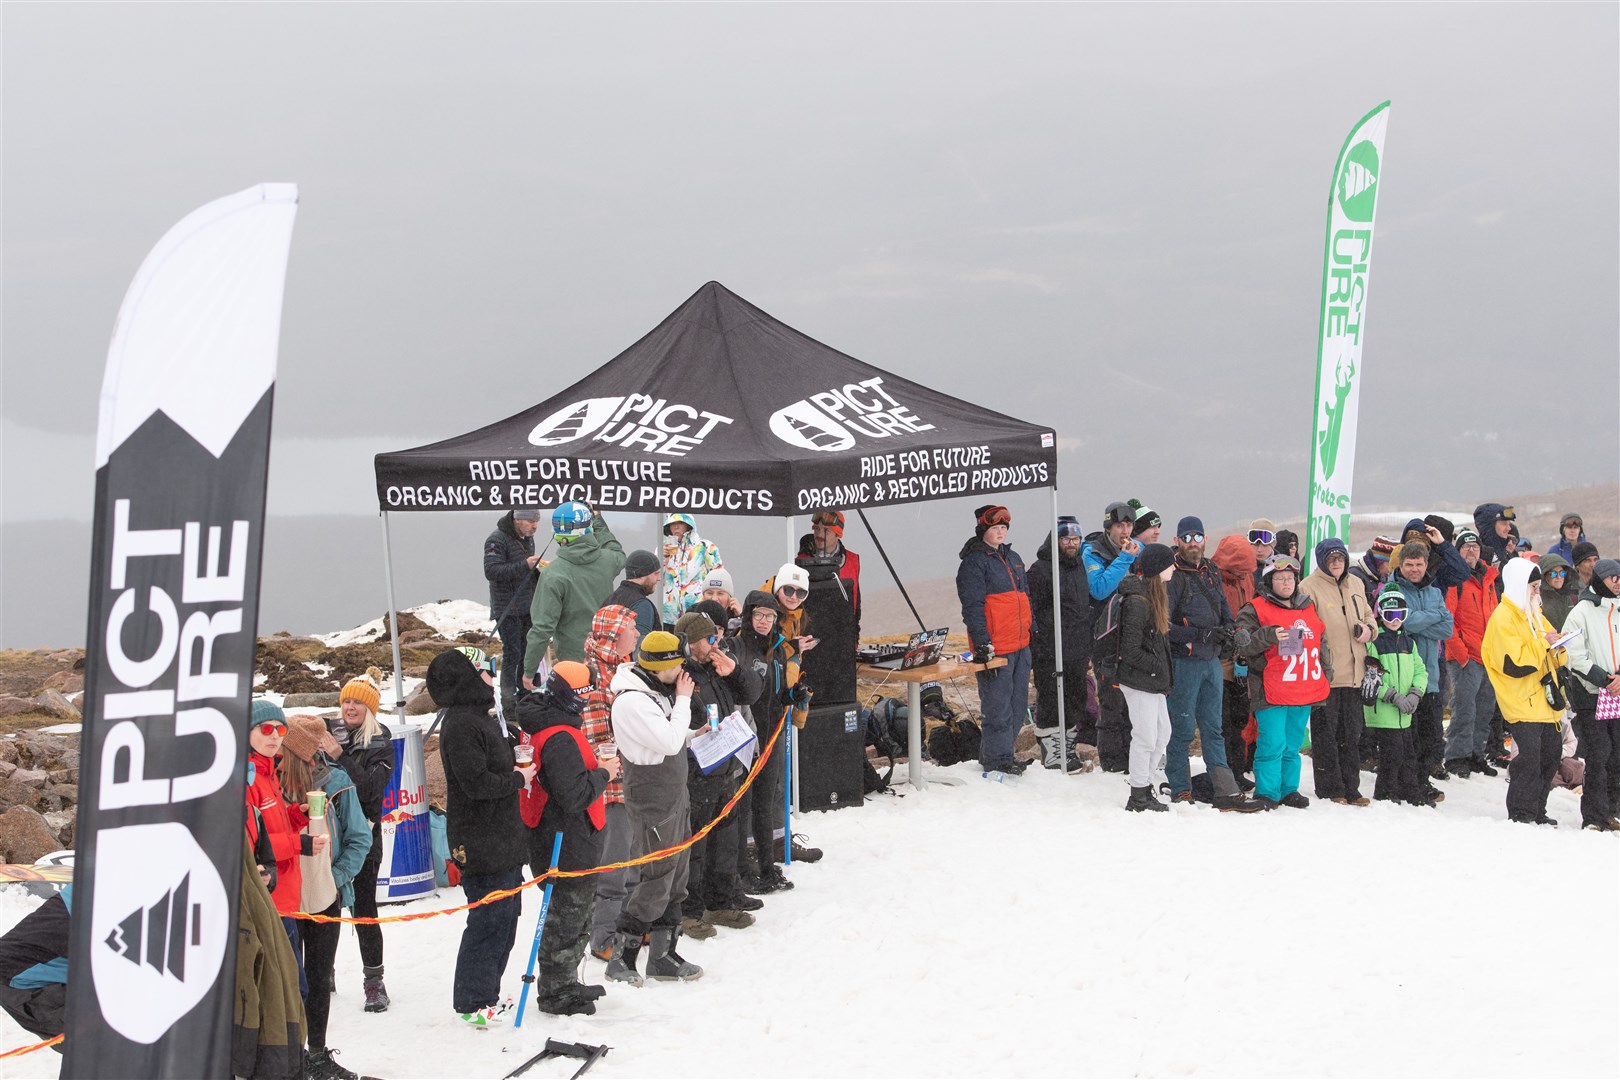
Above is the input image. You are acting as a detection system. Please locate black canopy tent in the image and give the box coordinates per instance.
[373,282,1072,784]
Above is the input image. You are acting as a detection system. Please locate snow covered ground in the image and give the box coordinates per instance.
[0,753,1615,1079]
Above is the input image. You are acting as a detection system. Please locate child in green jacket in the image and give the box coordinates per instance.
[1363,585,1434,806]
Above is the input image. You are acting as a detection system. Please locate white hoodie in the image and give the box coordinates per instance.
[608,662,693,765]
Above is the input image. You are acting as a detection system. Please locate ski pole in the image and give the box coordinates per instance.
[513,831,564,1030]
[782,705,793,866]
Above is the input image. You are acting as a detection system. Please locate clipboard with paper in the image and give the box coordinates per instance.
[689,710,755,774]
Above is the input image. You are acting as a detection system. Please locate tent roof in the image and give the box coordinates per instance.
[375,281,1055,517]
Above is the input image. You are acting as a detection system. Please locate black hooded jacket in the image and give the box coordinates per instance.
[732,590,791,728]
[430,649,526,877]
[1028,532,1090,662]
[1472,504,1513,566]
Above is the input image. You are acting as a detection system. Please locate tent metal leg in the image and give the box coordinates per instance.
[380,511,405,717]
[1050,486,1066,774]
[785,515,800,815]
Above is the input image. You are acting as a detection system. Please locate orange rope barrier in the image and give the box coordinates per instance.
[290,707,788,926]
[0,1033,62,1058]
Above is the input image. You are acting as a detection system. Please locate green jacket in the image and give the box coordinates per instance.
[233,845,305,1080]
[1363,630,1428,730]
[526,514,625,671]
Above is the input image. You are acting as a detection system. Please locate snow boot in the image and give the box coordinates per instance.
[604,930,646,988]
[1279,792,1310,809]
[680,914,717,940]
[305,1047,358,1080]
[1035,728,1065,769]
[362,965,390,1013]
[1445,758,1473,779]
[705,907,756,930]
[537,989,597,1016]
[773,834,824,863]
[1126,786,1168,813]
[646,927,703,981]
[1213,792,1266,813]
[1469,754,1499,778]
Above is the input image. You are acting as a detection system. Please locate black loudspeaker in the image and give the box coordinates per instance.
[800,575,857,702]
[796,700,864,812]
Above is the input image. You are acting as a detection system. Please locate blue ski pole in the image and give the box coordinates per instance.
[514,832,564,1030]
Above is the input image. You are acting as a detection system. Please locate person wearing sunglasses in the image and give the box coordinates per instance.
[1561,559,1620,830]
[1299,537,1379,806]
[1234,555,1333,809]
[764,561,818,688]
[1083,501,1141,773]
[1164,517,1259,810]
[244,700,323,996]
[731,590,796,894]
[523,501,626,690]
[1362,586,1433,806]
[958,504,1036,776]
[673,607,765,938]
[1483,560,1572,826]
[1441,529,1502,780]
[1536,553,1580,639]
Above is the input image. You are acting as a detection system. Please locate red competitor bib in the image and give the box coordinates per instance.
[518,726,606,831]
[1249,595,1330,706]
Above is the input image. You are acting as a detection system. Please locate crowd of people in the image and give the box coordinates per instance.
[1001,502,1617,829]
[8,499,1601,1079]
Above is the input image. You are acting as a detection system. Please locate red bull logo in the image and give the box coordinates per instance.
[375,727,435,903]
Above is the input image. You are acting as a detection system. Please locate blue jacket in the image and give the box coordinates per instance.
[956,536,1033,655]
[1082,532,1136,603]
[1394,572,1454,678]
[317,762,374,910]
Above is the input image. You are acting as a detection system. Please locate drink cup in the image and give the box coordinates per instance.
[598,742,618,762]
[513,744,534,765]
[306,790,326,818]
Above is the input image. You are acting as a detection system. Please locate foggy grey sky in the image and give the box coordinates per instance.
[3,3,1617,647]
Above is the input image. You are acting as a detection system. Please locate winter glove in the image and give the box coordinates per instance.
[971,643,996,665]
[790,683,814,728]
[1380,685,1397,704]
[1195,627,1218,645]
[1392,690,1421,715]
[1360,668,1384,705]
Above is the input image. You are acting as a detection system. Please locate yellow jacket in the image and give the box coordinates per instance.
[1482,559,1569,724]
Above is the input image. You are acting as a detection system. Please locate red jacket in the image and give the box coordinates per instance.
[245,750,308,916]
[1445,562,1500,666]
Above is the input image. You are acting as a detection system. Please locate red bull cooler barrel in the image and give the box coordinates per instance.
[376,722,434,903]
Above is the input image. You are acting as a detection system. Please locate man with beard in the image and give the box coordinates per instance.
[1166,517,1261,810]
[673,608,763,937]
[603,549,663,636]
[795,510,862,630]
[484,507,543,711]
[1082,502,1141,772]
[1028,515,1090,772]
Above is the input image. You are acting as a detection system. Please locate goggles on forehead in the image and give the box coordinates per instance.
[811,512,843,528]
[257,721,288,737]
[978,506,1011,528]
[1248,529,1275,546]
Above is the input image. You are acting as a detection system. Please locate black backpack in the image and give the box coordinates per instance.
[1091,592,1127,682]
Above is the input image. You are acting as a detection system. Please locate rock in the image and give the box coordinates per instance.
[0,697,35,719]
[48,784,77,803]
[283,692,341,709]
[399,629,435,645]
[0,806,61,864]
[14,734,69,769]
[42,811,75,848]
[70,693,84,709]
[404,685,437,716]
[382,610,431,636]
[34,690,80,721]
[0,762,14,779]
[0,742,16,765]
[8,768,50,787]
[40,671,83,695]
[47,769,69,785]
